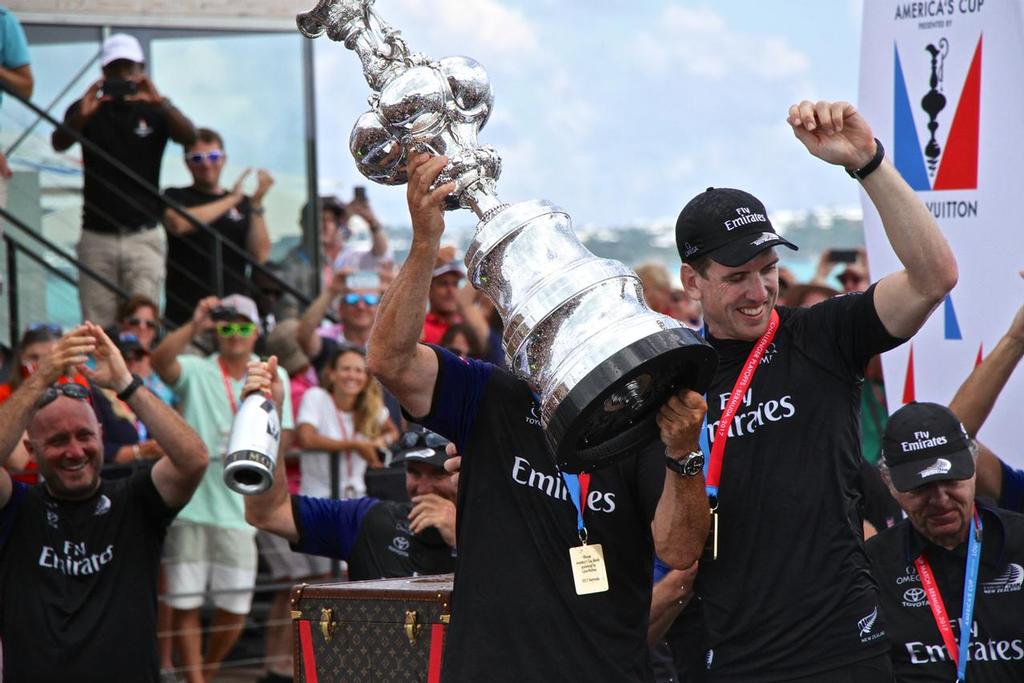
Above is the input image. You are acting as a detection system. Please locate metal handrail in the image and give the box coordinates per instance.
[0,84,315,308]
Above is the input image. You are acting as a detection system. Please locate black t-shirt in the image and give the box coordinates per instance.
[0,470,178,682]
[162,186,253,326]
[67,98,171,232]
[866,502,1024,681]
[293,495,455,581]
[418,346,664,682]
[695,286,903,681]
[860,458,903,534]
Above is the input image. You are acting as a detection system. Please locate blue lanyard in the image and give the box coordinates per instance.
[561,472,587,542]
[957,513,983,681]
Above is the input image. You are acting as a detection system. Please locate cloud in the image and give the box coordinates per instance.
[636,5,810,81]
[392,0,540,57]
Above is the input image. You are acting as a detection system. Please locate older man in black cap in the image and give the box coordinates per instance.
[868,401,1024,682]
[675,99,959,681]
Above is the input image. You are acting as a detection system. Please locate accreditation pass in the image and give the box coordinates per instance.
[569,543,609,595]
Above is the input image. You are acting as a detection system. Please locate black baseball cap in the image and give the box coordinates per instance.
[392,426,450,469]
[882,402,975,492]
[675,187,798,267]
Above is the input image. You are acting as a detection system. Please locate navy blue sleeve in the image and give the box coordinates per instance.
[0,481,28,551]
[653,556,671,583]
[999,460,1024,513]
[292,494,379,560]
[410,345,493,453]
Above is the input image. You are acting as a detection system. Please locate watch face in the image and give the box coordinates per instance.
[684,454,705,476]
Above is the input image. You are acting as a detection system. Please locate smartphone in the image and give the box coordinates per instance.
[828,249,858,264]
[353,186,367,202]
[100,79,138,100]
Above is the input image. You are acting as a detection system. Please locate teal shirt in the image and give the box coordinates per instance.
[0,8,30,107]
[172,353,293,531]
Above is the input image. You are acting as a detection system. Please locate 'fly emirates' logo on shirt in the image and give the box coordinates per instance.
[705,388,797,444]
[510,456,617,513]
[38,540,115,576]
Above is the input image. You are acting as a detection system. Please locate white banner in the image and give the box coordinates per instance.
[859,0,1024,468]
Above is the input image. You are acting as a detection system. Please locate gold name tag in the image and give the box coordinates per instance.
[569,543,609,595]
[702,510,719,561]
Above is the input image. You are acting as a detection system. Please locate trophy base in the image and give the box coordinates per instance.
[545,327,717,473]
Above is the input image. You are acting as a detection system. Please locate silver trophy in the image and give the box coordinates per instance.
[299,0,716,473]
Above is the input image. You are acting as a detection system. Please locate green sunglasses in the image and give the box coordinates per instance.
[216,322,257,338]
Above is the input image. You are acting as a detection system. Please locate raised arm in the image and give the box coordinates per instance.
[150,296,219,385]
[366,153,454,417]
[246,170,274,263]
[297,270,347,359]
[241,357,299,542]
[51,82,106,151]
[83,324,207,506]
[948,292,1024,501]
[652,390,711,569]
[788,101,957,339]
[0,328,98,507]
[949,295,1024,436]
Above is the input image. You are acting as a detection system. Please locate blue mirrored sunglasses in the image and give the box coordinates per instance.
[185,150,225,165]
[343,293,379,306]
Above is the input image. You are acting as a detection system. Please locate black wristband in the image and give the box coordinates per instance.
[846,138,884,180]
[116,373,144,402]
[665,451,705,477]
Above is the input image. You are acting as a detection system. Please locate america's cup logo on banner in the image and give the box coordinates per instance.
[893,34,982,194]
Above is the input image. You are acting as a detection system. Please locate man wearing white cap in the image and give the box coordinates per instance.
[51,33,196,327]
[150,293,293,682]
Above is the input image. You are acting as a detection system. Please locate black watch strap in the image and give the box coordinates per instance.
[666,451,705,477]
[116,373,144,401]
[846,138,885,180]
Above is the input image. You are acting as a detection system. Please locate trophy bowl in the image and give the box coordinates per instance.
[300,0,718,472]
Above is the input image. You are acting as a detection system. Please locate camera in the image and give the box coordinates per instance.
[99,79,138,101]
[353,186,367,202]
[827,249,858,264]
[210,305,238,321]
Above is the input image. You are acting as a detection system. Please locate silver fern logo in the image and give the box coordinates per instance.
[982,563,1023,594]
[918,458,952,479]
[858,606,878,636]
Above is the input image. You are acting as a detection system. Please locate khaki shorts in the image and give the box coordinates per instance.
[256,530,331,580]
[163,522,257,615]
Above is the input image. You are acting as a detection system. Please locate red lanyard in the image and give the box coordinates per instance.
[705,309,780,498]
[218,357,240,414]
[913,508,983,678]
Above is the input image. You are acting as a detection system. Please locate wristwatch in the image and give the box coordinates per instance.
[665,450,705,477]
[116,373,145,402]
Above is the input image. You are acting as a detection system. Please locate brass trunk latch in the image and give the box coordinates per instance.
[320,607,336,642]
[404,609,422,645]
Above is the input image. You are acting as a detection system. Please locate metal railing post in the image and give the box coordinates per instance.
[5,237,18,342]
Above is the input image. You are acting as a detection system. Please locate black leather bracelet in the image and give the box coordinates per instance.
[846,138,884,180]
[116,373,144,402]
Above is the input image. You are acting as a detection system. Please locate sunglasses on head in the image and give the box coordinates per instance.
[38,382,92,408]
[126,316,158,330]
[400,430,448,450]
[27,322,62,335]
[185,150,225,165]
[216,322,257,338]
[343,293,380,306]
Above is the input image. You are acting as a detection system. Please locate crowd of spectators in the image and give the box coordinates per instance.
[1,22,1022,683]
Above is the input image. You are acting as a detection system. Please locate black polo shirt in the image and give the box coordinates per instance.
[65,98,171,233]
[866,501,1024,681]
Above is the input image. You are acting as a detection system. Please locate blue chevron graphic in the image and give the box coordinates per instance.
[944,294,962,340]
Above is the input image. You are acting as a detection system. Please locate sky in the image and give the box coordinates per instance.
[9,1,867,246]
[312,0,867,232]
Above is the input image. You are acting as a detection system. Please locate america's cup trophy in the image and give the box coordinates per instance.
[298,0,717,473]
